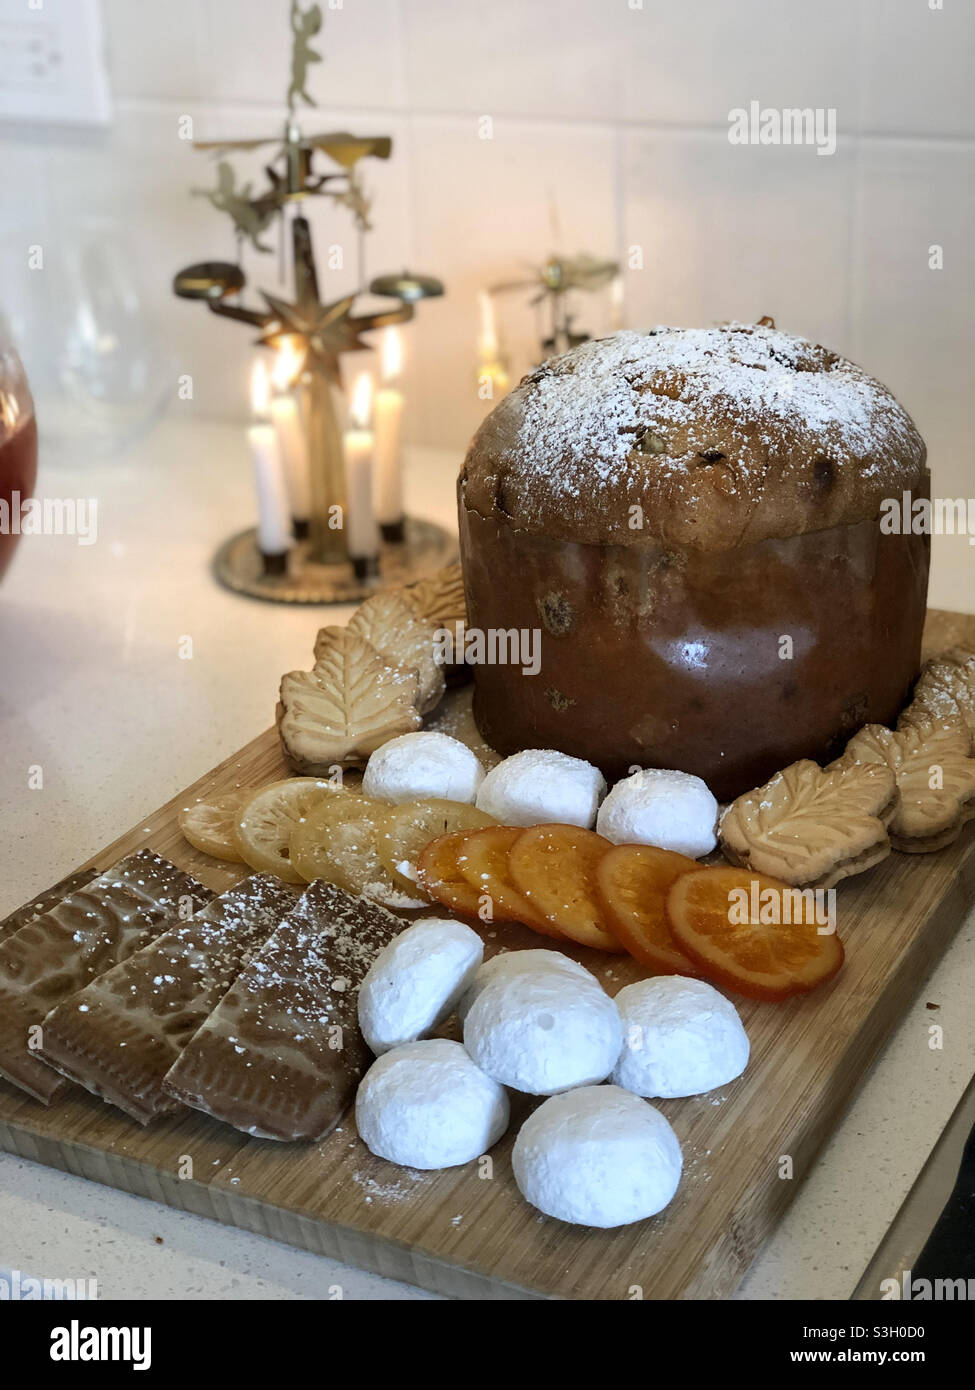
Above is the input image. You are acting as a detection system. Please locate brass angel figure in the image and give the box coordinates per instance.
[193,161,276,253]
[288,0,323,113]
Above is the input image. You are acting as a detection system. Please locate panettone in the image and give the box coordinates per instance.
[458,323,930,801]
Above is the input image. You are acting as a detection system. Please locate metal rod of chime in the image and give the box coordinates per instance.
[302,377,348,565]
[291,215,349,566]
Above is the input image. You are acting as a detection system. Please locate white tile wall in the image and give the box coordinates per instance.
[860,0,975,138]
[1,0,972,538]
[618,0,864,130]
[621,130,858,348]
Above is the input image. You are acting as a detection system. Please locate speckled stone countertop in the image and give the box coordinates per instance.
[1,418,973,1301]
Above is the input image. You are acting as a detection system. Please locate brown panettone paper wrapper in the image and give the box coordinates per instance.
[460,477,929,804]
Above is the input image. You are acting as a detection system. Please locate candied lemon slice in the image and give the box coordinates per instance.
[508,824,622,952]
[377,799,496,897]
[290,793,425,908]
[236,778,349,884]
[179,790,252,863]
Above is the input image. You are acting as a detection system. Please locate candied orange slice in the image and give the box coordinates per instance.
[458,826,565,938]
[416,830,484,916]
[668,866,844,1002]
[377,799,495,898]
[595,843,701,974]
[507,824,621,952]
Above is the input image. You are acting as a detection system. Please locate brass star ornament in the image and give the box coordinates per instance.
[258,291,371,386]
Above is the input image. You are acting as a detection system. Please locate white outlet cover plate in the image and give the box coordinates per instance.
[0,0,111,127]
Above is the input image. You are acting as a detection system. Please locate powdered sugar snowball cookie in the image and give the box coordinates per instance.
[474,748,607,828]
[463,958,622,1094]
[457,947,595,1023]
[362,731,485,805]
[612,976,750,1099]
[512,1085,682,1227]
[355,1039,509,1169]
[358,918,484,1055]
[597,768,718,858]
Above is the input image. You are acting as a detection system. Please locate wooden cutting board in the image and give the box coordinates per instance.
[1,610,973,1301]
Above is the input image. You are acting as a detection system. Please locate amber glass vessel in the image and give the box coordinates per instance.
[0,332,38,583]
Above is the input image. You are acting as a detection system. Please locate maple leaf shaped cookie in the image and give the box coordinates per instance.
[279,627,421,773]
[404,563,467,629]
[720,759,897,888]
[899,655,975,747]
[334,591,445,716]
[944,644,975,675]
[840,717,975,852]
[401,563,469,683]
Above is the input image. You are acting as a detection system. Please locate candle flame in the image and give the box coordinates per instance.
[381,327,402,384]
[272,335,306,391]
[351,372,373,430]
[250,359,271,417]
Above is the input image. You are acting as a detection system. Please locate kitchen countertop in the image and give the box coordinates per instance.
[1,415,974,1302]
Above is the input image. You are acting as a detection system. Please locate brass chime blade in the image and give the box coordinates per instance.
[556,254,620,291]
[350,303,414,331]
[193,136,279,152]
[303,132,393,166]
[490,277,540,295]
[173,261,246,301]
[368,270,444,303]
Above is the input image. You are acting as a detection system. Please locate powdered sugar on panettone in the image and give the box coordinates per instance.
[463,323,926,550]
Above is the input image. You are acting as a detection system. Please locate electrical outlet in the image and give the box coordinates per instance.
[0,0,111,126]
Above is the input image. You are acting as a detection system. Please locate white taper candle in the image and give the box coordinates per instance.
[344,372,379,567]
[248,360,291,563]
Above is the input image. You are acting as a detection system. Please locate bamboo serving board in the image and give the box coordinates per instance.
[1,610,974,1301]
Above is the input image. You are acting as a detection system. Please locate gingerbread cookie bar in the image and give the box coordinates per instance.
[38,875,297,1123]
[0,869,98,948]
[163,881,404,1142]
[0,851,211,1103]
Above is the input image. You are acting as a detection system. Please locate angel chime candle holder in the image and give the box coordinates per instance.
[173,1,450,604]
